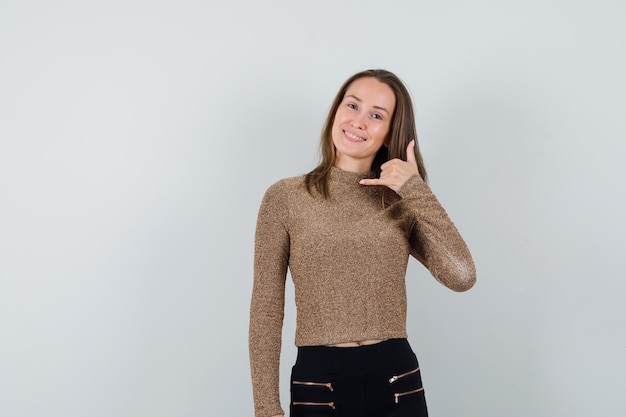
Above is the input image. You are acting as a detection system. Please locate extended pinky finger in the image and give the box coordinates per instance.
[359,178,383,186]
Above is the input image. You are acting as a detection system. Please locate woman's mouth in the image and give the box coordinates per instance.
[344,131,365,142]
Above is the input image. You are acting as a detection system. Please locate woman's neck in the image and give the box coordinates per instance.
[333,156,373,173]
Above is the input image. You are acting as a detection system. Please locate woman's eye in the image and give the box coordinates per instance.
[347,103,357,110]
[372,113,383,120]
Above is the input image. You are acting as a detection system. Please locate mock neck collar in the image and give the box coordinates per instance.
[329,166,375,184]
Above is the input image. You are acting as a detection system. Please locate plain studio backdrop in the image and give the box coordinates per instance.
[1,1,625,416]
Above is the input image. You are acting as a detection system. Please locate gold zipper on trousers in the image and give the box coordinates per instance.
[388,367,420,383]
[292,381,334,391]
[292,401,336,409]
[394,387,424,403]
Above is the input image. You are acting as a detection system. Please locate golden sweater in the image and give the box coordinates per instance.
[249,167,476,417]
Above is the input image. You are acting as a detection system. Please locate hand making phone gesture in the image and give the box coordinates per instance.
[359,140,420,192]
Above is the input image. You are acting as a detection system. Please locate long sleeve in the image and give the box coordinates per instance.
[396,175,476,292]
[249,181,290,417]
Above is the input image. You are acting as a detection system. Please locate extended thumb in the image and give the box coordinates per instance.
[406,140,417,164]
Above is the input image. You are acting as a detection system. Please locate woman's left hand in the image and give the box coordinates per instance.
[359,140,420,193]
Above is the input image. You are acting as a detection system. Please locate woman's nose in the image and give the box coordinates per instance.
[351,112,366,129]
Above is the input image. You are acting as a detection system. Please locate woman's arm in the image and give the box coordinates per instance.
[397,174,476,291]
[249,181,290,417]
[360,140,476,291]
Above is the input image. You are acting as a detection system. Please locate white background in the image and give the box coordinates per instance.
[1,1,625,416]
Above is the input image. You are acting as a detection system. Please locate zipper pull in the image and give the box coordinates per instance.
[389,375,398,383]
[394,393,400,404]
[326,383,334,392]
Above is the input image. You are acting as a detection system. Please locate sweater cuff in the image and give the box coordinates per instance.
[395,175,430,199]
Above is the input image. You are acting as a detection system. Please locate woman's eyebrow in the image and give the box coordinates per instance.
[345,94,390,115]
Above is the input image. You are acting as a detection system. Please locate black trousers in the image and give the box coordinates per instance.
[290,338,428,417]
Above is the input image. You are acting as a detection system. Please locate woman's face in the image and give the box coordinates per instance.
[331,77,396,172]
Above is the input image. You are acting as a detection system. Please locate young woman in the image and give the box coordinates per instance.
[249,69,476,417]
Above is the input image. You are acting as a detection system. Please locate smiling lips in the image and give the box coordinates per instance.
[344,130,366,142]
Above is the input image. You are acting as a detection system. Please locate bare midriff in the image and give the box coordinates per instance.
[326,339,387,347]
